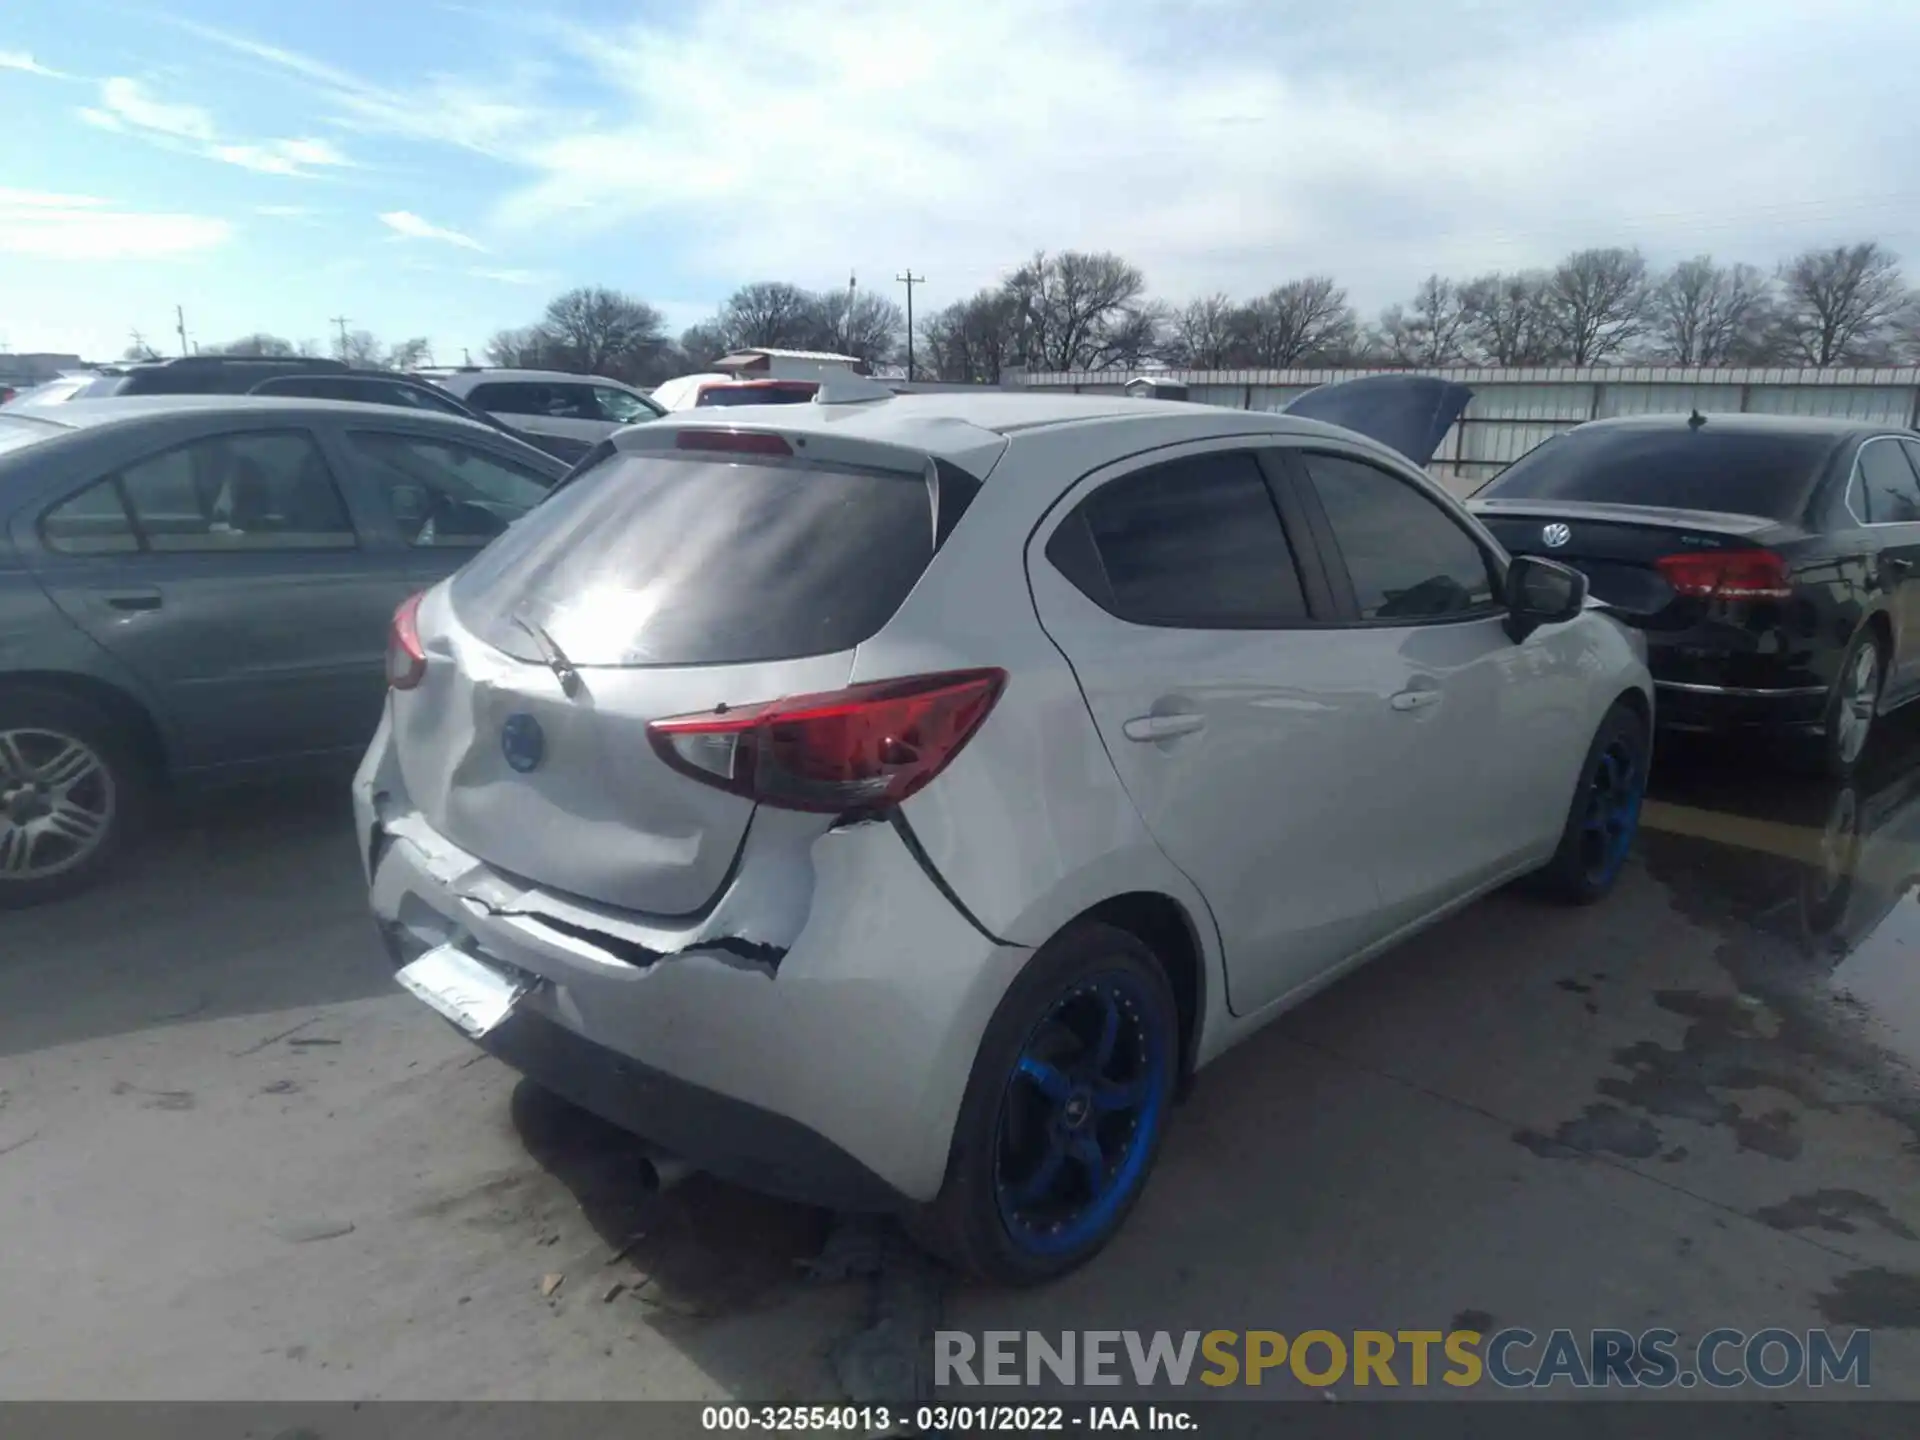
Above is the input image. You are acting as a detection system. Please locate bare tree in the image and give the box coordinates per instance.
[485,324,546,368]
[720,282,820,350]
[920,288,1025,383]
[1459,272,1556,365]
[1644,257,1773,365]
[1378,275,1469,366]
[678,321,729,369]
[1543,248,1648,365]
[1239,277,1358,366]
[338,329,385,368]
[386,336,433,370]
[121,341,162,361]
[537,287,669,382]
[1166,293,1249,368]
[810,289,904,368]
[210,333,298,358]
[1008,250,1150,371]
[1772,242,1910,365]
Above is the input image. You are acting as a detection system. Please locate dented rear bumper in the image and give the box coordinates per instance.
[354,708,1022,1206]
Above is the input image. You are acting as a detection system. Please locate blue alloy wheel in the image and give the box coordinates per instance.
[1580,736,1644,887]
[993,969,1170,1256]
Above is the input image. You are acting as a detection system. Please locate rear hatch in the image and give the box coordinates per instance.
[1469,424,1838,623]
[392,431,954,915]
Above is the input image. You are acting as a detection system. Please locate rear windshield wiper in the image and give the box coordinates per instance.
[512,614,584,699]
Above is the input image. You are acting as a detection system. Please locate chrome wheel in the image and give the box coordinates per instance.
[0,727,117,881]
[1834,642,1880,766]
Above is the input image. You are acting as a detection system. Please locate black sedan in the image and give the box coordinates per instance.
[1471,412,1920,777]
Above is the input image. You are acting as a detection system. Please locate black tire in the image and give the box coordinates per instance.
[0,686,149,909]
[1528,700,1650,905]
[911,921,1179,1286]
[1813,627,1885,780]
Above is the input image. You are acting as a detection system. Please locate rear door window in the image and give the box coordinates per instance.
[110,432,356,551]
[42,481,138,554]
[1849,438,1920,524]
[1478,426,1836,520]
[467,382,543,416]
[450,450,939,665]
[1046,451,1308,627]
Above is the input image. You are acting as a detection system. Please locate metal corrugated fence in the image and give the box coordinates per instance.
[1017,366,1920,497]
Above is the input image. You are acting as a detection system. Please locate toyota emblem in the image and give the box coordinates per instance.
[1542,523,1571,549]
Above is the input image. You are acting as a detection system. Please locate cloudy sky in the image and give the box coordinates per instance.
[3,0,1917,363]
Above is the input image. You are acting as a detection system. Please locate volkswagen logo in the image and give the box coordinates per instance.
[500,713,545,774]
[1542,523,1572,549]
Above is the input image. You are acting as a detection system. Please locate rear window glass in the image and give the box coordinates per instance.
[450,452,937,666]
[697,386,817,407]
[1477,426,1839,520]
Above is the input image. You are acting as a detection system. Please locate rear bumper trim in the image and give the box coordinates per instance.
[1653,681,1827,698]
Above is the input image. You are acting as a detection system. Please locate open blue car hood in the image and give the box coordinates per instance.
[1281,374,1473,468]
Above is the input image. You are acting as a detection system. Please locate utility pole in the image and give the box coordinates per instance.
[461,347,472,367]
[896,271,923,381]
[331,315,351,361]
[174,305,189,357]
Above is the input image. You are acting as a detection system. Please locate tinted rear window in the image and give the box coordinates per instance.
[1478,426,1839,520]
[697,386,816,407]
[450,451,937,666]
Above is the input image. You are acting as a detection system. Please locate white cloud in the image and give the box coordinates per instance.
[254,203,317,218]
[0,189,230,260]
[178,1,1920,310]
[81,76,350,177]
[381,210,486,251]
[470,267,547,285]
[0,49,68,79]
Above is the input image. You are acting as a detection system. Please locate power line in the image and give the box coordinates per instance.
[897,271,924,381]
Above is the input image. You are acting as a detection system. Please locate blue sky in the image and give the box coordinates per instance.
[3,0,1918,364]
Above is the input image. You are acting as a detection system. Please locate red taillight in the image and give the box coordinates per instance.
[1654,549,1793,601]
[647,669,1007,814]
[387,592,427,690]
[674,429,792,456]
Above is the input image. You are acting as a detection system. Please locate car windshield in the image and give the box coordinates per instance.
[450,448,936,666]
[1476,426,1841,520]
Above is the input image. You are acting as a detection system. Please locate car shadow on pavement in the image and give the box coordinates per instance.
[508,1077,838,1322]
[0,769,394,1059]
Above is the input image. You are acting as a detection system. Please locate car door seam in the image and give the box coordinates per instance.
[885,808,1028,950]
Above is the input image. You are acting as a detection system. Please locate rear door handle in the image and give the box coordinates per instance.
[1887,557,1913,574]
[1122,713,1207,742]
[100,588,162,613]
[1390,688,1442,712]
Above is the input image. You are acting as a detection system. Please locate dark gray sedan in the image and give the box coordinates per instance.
[0,396,570,906]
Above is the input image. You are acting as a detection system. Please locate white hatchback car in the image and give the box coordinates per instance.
[355,379,1653,1283]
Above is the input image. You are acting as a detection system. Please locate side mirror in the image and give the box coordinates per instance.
[1504,554,1587,642]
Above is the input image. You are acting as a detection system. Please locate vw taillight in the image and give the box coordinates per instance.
[1654,550,1793,601]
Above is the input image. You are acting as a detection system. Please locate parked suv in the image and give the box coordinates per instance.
[422,368,665,464]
